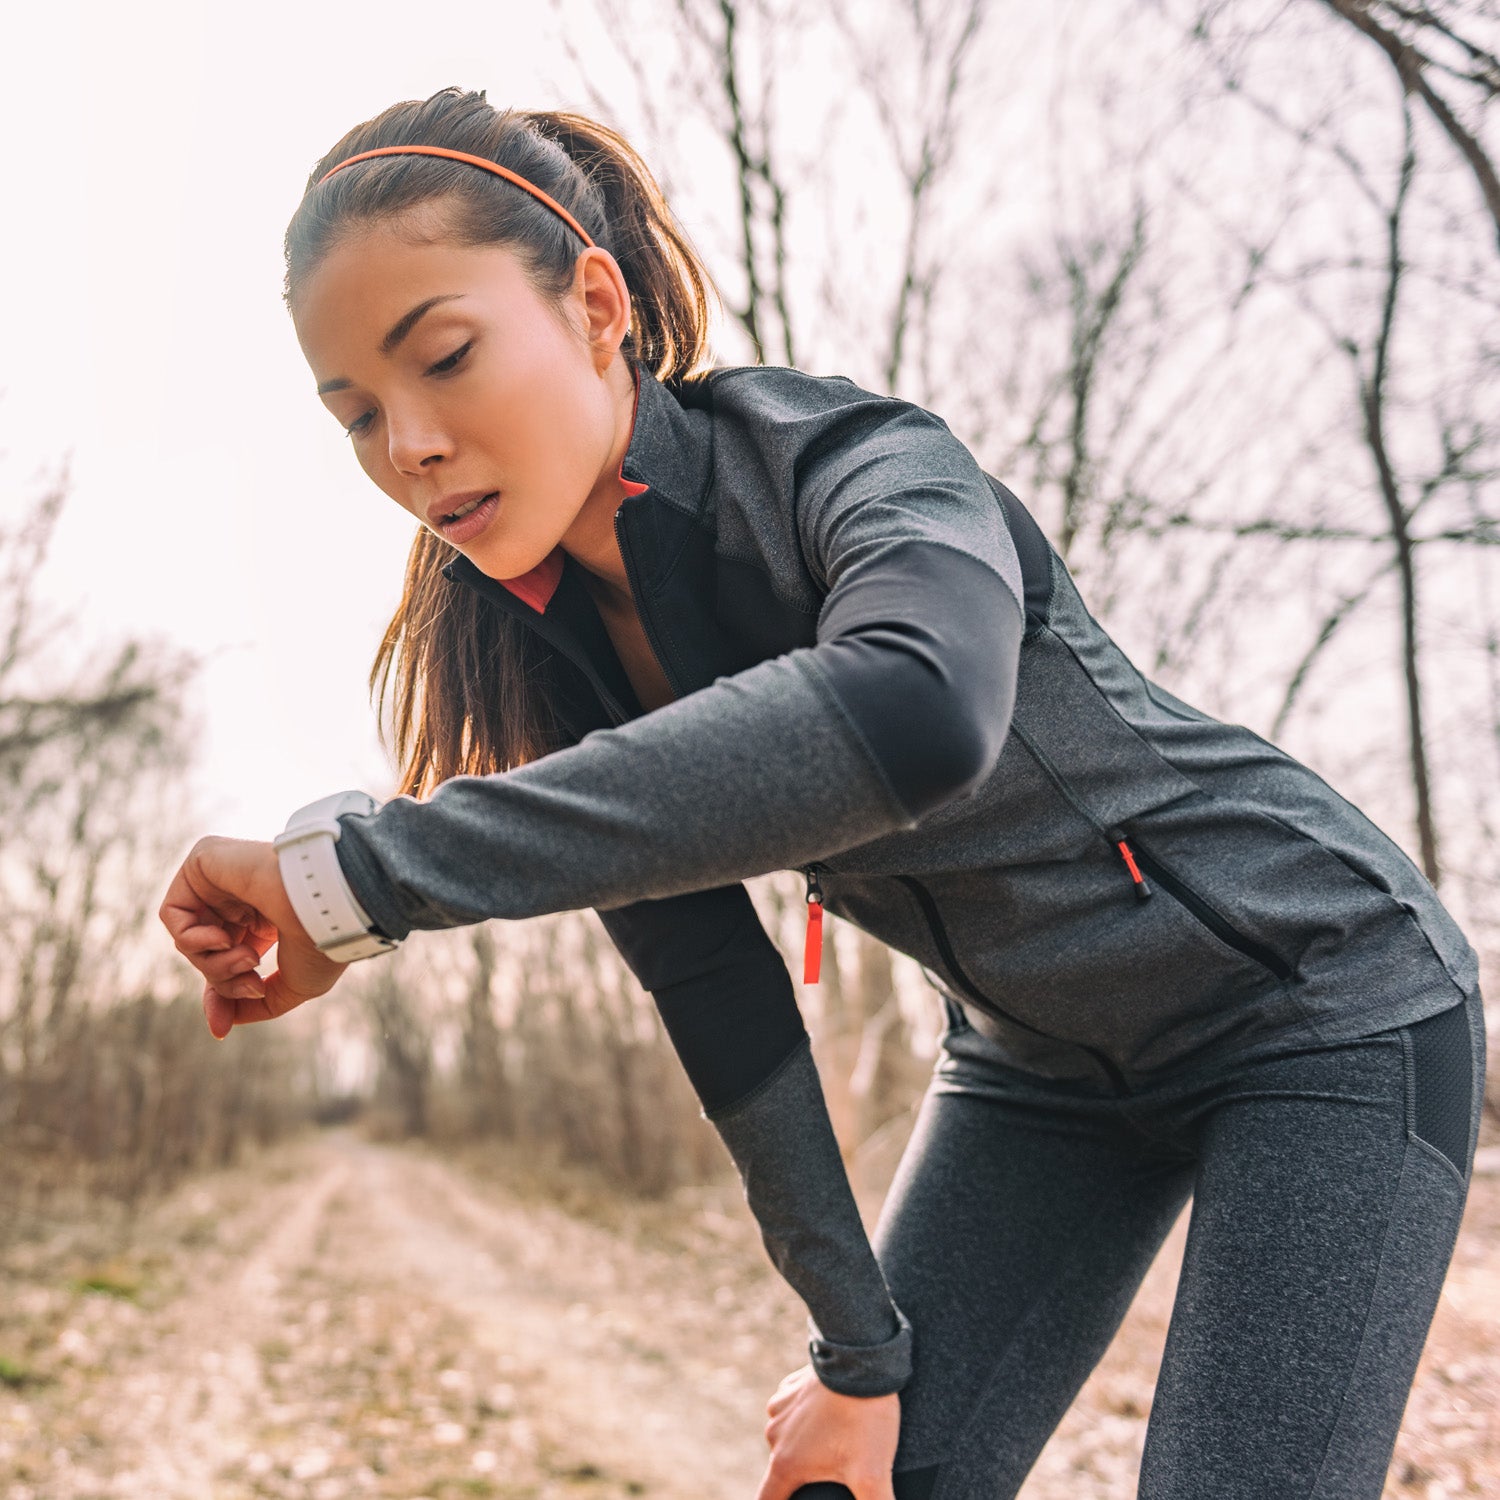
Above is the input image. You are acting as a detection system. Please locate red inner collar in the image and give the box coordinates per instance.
[498,366,649,614]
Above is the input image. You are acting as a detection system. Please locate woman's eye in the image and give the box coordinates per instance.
[344,411,375,439]
[427,341,472,376]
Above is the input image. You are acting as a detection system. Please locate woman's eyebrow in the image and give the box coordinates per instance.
[315,293,467,394]
[380,293,465,355]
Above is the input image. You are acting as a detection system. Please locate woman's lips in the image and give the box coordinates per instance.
[439,492,500,544]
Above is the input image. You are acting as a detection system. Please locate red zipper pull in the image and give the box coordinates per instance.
[803,866,824,984]
[1108,827,1153,900]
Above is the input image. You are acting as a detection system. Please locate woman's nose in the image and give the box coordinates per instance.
[386,409,452,475]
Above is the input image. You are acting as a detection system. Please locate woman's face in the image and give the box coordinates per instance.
[291,207,634,581]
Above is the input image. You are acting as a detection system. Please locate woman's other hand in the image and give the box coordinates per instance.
[757,1363,900,1500]
[159,835,347,1038]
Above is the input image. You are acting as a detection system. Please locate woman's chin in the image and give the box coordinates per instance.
[466,536,558,584]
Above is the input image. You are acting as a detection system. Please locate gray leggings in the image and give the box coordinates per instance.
[869,984,1487,1500]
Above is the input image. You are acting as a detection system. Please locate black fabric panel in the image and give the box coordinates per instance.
[594,881,808,1116]
[715,550,822,667]
[440,550,638,726]
[985,474,1055,632]
[813,541,1024,819]
[540,645,617,745]
[1407,1000,1473,1176]
[894,1467,942,1500]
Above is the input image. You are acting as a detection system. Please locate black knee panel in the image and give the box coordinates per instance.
[1405,1000,1474,1177]
[894,1468,941,1500]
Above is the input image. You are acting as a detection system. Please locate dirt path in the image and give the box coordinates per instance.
[0,1128,788,1499]
[0,1125,1494,1498]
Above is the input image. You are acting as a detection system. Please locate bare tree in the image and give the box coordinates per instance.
[1159,1,1498,902]
[0,474,196,1059]
[1318,0,1500,250]
[364,951,434,1139]
[0,463,312,1219]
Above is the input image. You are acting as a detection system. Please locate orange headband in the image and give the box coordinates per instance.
[316,145,596,249]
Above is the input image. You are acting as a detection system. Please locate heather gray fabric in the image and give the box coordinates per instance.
[871,985,1485,1498]
[325,360,1483,1402]
[332,645,923,925]
[707,1036,915,1396]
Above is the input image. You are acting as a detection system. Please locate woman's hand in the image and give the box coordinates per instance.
[757,1363,900,1500]
[159,835,348,1038]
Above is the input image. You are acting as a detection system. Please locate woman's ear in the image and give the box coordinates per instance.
[575,247,632,372]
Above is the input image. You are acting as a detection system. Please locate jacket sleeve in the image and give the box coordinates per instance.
[594,880,914,1396]
[330,393,1026,936]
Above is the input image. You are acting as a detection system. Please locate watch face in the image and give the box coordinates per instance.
[285,789,380,831]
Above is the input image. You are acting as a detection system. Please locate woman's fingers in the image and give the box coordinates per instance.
[203,981,282,1038]
[175,930,266,988]
[202,978,284,1040]
[766,1365,811,1416]
[203,960,316,1039]
[753,1455,791,1500]
[756,1456,896,1500]
[160,845,264,972]
[171,920,233,957]
[203,985,237,1040]
[166,834,347,1038]
[192,915,279,991]
[758,1367,901,1500]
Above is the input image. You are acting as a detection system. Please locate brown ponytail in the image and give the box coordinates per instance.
[283,87,723,799]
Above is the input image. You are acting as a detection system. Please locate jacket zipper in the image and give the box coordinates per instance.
[614,505,685,701]
[1015,725,1292,983]
[893,872,1133,1098]
[1107,824,1295,983]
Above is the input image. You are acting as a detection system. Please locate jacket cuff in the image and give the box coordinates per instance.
[807,1303,914,1397]
[333,826,408,942]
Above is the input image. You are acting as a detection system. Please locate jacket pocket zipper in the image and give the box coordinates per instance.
[1107,824,1294,983]
[802,864,825,985]
[1015,723,1293,985]
[892,873,1132,1098]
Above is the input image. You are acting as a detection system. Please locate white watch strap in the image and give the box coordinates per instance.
[274,791,398,963]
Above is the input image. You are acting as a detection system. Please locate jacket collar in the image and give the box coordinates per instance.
[439,361,715,616]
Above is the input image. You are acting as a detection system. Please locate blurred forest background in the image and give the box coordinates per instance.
[2,1,1498,1496]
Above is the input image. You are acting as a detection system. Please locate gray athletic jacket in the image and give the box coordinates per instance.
[327,359,1480,1398]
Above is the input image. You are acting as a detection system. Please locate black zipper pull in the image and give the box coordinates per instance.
[803,866,824,984]
[1107,826,1153,900]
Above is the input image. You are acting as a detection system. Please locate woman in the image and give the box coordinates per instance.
[159,87,1487,1500]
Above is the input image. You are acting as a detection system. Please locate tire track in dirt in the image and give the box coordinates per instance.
[57,1152,350,1497]
[341,1133,770,1498]
[13,1130,783,1498]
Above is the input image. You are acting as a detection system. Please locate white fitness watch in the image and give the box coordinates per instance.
[273,790,400,963]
